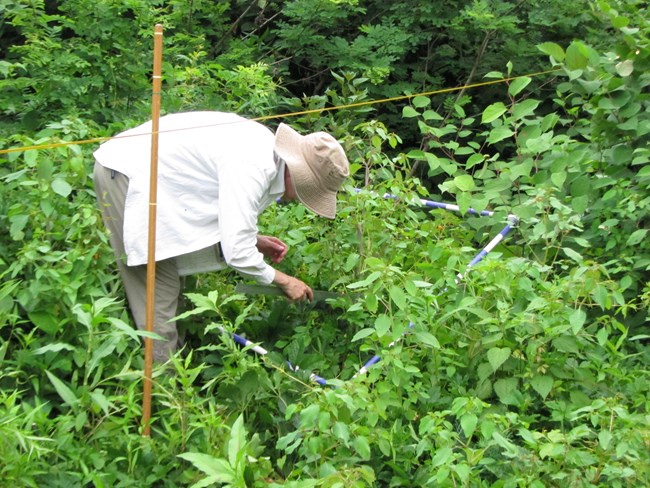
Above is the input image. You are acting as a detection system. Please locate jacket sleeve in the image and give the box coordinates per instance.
[217,159,276,284]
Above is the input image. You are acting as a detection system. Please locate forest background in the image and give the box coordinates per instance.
[0,0,648,486]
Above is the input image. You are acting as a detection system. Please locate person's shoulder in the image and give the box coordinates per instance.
[162,111,242,123]
[163,111,267,133]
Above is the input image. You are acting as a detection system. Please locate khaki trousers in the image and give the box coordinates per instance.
[93,161,180,362]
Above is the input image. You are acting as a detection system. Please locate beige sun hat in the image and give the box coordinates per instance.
[274,123,349,219]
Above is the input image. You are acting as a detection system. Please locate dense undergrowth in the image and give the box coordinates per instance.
[1,1,649,487]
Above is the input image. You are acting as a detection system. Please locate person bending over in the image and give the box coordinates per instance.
[93,111,349,362]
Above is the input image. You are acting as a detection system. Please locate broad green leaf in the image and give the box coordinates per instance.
[553,335,579,353]
[352,328,374,342]
[9,214,29,241]
[177,453,235,482]
[352,436,371,460]
[612,145,635,165]
[365,292,378,313]
[539,443,564,459]
[562,247,583,263]
[190,476,231,488]
[38,159,54,180]
[455,463,470,482]
[228,414,246,468]
[481,102,507,124]
[184,292,219,312]
[75,411,87,431]
[46,371,78,406]
[414,331,440,349]
[466,153,484,169]
[525,132,553,153]
[550,170,566,187]
[412,280,433,288]
[435,468,451,485]
[402,106,419,118]
[593,284,611,310]
[87,336,119,377]
[332,422,350,445]
[51,178,73,198]
[494,377,519,405]
[626,229,647,246]
[34,343,76,355]
[454,174,475,191]
[571,195,589,214]
[89,390,112,415]
[287,228,307,243]
[431,447,453,467]
[460,413,478,439]
[300,404,320,426]
[28,310,60,334]
[374,314,391,337]
[407,149,426,159]
[412,95,430,108]
[508,77,531,97]
[23,149,39,166]
[3,168,28,183]
[527,296,548,311]
[611,16,629,28]
[570,175,591,196]
[276,430,301,452]
[456,191,472,215]
[512,99,540,120]
[487,347,511,372]
[531,375,553,399]
[565,41,588,70]
[510,159,533,180]
[343,253,360,272]
[440,158,458,175]
[599,430,613,450]
[488,126,514,144]
[492,432,520,458]
[569,308,587,334]
[389,286,407,310]
[537,42,565,61]
[422,109,443,121]
[347,271,382,289]
[107,317,145,341]
[615,59,634,77]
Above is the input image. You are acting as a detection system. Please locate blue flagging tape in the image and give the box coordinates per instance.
[221,192,519,386]
[354,188,496,217]
[457,215,519,281]
[218,326,268,355]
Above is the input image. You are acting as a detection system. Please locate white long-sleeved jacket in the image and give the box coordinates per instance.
[93,111,284,284]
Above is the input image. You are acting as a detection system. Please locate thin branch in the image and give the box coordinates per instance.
[212,0,258,54]
[243,11,282,41]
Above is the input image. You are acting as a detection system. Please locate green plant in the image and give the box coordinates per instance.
[1,1,648,485]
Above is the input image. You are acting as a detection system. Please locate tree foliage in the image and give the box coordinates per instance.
[0,0,648,486]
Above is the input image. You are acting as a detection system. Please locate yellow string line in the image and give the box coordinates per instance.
[0,68,560,156]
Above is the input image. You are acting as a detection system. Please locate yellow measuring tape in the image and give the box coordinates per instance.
[0,68,559,156]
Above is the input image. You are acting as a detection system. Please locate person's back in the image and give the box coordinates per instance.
[94,111,279,265]
[93,112,349,362]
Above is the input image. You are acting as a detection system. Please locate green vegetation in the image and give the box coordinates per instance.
[1,0,648,486]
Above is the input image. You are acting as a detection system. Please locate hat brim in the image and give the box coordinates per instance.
[275,123,337,219]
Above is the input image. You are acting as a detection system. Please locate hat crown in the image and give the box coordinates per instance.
[274,122,349,218]
[302,132,350,191]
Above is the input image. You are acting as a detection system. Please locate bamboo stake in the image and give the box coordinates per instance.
[142,23,164,437]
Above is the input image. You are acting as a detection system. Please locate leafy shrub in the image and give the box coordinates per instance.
[0,0,648,486]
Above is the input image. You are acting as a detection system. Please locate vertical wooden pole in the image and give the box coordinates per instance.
[142,23,164,437]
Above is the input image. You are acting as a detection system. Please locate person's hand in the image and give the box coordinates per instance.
[256,235,288,264]
[272,270,314,301]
